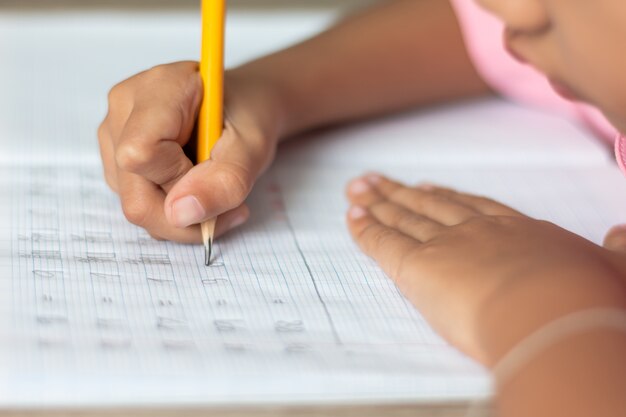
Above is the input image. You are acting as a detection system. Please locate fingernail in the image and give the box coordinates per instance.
[171,196,205,228]
[348,205,368,219]
[365,172,382,184]
[349,179,371,195]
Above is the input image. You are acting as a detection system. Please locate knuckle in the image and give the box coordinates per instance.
[121,197,151,227]
[361,225,395,250]
[107,82,127,104]
[390,209,417,230]
[376,205,412,232]
[115,141,151,173]
[147,64,169,78]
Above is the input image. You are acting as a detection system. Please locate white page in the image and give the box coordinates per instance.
[0,164,490,407]
[3,160,626,407]
[279,99,611,169]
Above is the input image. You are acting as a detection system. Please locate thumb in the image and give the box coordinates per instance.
[164,128,272,228]
[603,225,626,254]
[165,160,254,228]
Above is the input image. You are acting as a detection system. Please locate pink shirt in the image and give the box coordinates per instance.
[449,0,626,174]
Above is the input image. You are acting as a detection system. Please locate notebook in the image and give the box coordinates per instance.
[1,6,626,411]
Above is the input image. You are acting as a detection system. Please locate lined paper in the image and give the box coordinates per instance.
[0,164,490,407]
[3,159,626,406]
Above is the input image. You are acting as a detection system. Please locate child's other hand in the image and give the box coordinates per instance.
[98,61,280,242]
[346,174,626,366]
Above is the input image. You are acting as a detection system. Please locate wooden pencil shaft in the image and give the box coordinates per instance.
[198,0,225,265]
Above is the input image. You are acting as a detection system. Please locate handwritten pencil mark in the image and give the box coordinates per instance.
[33,270,62,279]
[21,250,62,260]
[124,254,171,265]
[156,316,188,331]
[90,272,121,280]
[158,299,175,307]
[76,252,116,264]
[202,277,229,285]
[147,276,174,284]
[71,231,113,243]
[275,320,305,333]
[214,319,244,333]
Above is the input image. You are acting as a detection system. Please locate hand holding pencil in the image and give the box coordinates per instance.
[98,53,281,251]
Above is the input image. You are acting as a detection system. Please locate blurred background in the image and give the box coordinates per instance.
[0,0,373,161]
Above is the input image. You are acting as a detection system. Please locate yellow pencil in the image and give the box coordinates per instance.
[198,0,225,266]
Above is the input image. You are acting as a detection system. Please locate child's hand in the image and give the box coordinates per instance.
[98,61,280,243]
[346,174,626,366]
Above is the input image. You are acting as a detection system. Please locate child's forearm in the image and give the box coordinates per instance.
[497,328,626,417]
[476,267,626,367]
[230,0,491,140]
[476,267,626,416]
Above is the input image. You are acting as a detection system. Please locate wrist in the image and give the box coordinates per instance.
[476,264,626,368]
[496,325,626,417]
[227,59,300,143]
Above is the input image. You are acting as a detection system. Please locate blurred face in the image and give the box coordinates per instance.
[476,0,626,134]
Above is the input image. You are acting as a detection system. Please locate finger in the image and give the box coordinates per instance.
[112,63,202,192]
[118,171,201,243]
[97,120,119,192]
[347,205,421,280]
[368,201,443,243]
[603,225,626,254]
[114,104,195,192]
[346,177,387,206]
[346,177,443,242]
[365,174,480,225]
[421,184,524,217]
[214,204,251,238]
[165,125,272,228]
[118,171,251,243]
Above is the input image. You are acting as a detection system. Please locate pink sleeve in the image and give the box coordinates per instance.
[448,0,617,143]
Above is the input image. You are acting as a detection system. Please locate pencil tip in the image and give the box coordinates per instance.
[204,238,212,266]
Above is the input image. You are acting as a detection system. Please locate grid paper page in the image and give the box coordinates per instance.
[3,160,626,406]
[0,164,490,407]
